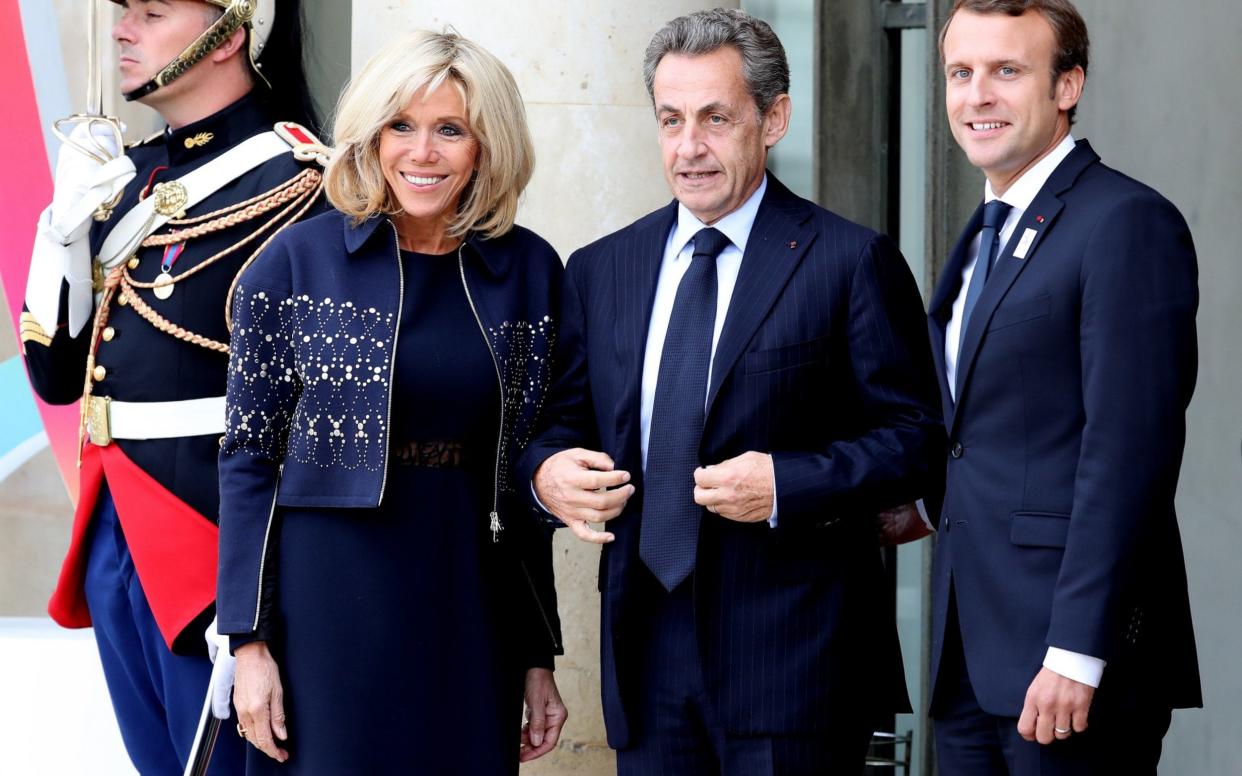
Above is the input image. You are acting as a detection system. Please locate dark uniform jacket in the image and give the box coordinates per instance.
[24,92,326,651]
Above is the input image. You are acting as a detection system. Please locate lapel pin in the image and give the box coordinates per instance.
[1013,227,1038,259]
[788,240,797,249]
[1035,215,1045,223]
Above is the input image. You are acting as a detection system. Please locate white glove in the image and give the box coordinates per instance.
[50,120,125,232]
[204,616,237,720]
[25,120,136,338]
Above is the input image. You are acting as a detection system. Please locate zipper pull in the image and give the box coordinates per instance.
[489,511,503,543]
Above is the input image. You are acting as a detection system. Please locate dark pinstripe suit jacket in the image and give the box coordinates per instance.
[520,174,943,747]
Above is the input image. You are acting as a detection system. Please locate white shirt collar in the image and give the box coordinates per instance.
[984,134,1076,210]
[669,174,768,258]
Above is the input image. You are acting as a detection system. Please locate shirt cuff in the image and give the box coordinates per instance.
[531,481,550,513]
[915,499,934,531]
[1043,646,1106,688]
[767,454,778,528]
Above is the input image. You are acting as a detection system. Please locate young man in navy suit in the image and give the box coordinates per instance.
[521,9,942,774]
[927,1,1202,772]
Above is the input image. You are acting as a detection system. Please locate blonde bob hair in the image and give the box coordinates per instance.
[324,30,534,239]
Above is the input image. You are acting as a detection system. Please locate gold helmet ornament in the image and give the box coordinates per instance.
[109,0,277,101]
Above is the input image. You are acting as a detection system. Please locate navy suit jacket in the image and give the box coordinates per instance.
[519,174,943,746]
[926,140,1203,719]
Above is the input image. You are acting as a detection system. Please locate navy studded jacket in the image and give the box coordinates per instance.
[217,209,564,663]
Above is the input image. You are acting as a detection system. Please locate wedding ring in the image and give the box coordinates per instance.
[1054,726,1071,735]
[237,723,248,738]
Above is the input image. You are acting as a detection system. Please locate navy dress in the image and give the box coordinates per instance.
[249,247,523,774]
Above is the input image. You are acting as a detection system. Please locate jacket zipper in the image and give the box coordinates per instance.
[520,559,562,652]
[377,222,405,506]
[460,247,558,652]
[252,463,284,630]
[458,245,505,543]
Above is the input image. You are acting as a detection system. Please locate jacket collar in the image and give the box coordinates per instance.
[164,91,272,166]
[343,214,509,276]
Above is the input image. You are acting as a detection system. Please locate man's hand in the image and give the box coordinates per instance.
[234,641,289,763]
[693,452,774,523]
[1017,667,1094,744]
[519,668,567,762]
[534,448,633,544]
[876,503,933,546]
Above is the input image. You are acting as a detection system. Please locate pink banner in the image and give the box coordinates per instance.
[1,0,79,502]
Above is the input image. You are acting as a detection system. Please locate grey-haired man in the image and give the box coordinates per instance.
[521,9,942,773]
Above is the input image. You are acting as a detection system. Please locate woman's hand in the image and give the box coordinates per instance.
[233,641,289,763]
[519,667,567,762]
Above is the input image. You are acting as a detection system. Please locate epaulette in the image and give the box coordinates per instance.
[125,130,164,150]
[274,122,331,166]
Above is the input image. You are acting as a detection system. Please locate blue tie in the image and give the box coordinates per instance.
[958,199,1013,354]
[640,227,731,591]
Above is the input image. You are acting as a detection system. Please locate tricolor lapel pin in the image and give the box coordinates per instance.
[788,240,797,249]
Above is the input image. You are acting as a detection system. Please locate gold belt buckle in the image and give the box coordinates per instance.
[85,395,113,446]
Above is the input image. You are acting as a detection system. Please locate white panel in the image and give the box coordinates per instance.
[0,618,136,775]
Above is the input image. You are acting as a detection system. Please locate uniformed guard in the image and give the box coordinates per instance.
[20,2,328,772]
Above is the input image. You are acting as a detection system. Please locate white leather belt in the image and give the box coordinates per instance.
[85,395,226,445]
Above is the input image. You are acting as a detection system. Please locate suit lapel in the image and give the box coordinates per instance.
[614,202,678,468]
[705,177,814,420]
[950,142,1100,427]
[930,202,985,323]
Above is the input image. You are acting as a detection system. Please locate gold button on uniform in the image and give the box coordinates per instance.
[127,257,140,269]
[102,327,116,342]
[117,294,128,306]
[93,365,107,382]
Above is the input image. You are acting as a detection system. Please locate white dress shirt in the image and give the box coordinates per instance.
[640,175,778,526]
[943,134,1105,689]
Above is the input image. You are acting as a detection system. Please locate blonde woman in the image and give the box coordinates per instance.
[216,31,566,773]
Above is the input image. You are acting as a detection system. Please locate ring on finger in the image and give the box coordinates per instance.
[236,723,248,738]
[1054,725,1071,735]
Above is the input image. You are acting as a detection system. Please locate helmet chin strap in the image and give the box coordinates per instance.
[121,0,272,102]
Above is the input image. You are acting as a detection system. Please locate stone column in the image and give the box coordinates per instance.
[351,3,736,773]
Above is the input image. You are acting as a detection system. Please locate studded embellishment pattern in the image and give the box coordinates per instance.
[224,281,557,486]
[1124,605,1144,645]
[224,283,395,471]
[489,315,556,495]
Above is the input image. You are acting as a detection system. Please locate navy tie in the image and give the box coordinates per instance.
[641,227,732,591]
[957,199,1013,354]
